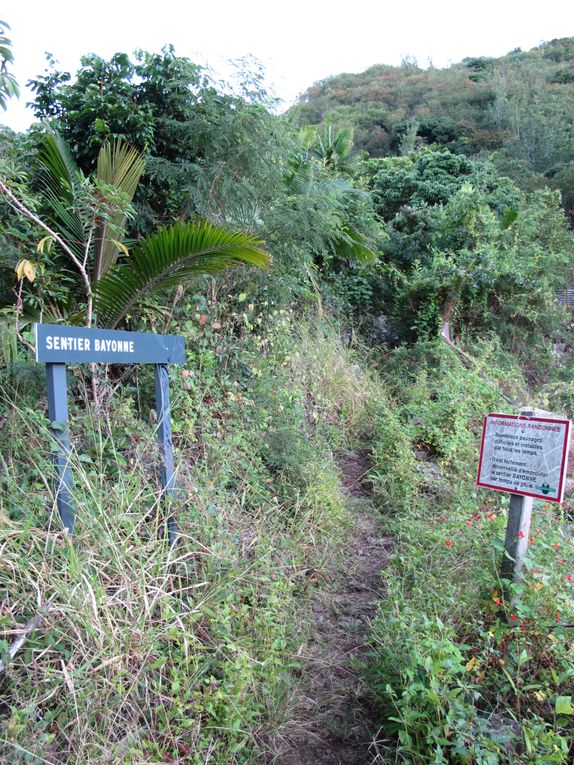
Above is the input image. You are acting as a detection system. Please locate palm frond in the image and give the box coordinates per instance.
[37,130,87,259]
[39,128,80,195]
[332,222,378,263]
[94,140,145,281]
[94,220,270,328]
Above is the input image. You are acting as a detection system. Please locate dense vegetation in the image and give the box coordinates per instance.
[1,35,574,764]
[290,38,574,221]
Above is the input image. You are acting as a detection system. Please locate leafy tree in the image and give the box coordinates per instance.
[390,117,465,154]
[363,149,574,346]
[27,49,291,235]
[0,20,19,111]
[23,48,388,323]
[362,148,519,222]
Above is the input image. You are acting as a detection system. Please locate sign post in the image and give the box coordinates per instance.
[477,408,571,585]
[46,363,75,533]
[154,363,177,546]
[500,408,537,582]
[35,323,185,543]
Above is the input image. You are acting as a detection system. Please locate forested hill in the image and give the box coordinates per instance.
[289,37,574,212]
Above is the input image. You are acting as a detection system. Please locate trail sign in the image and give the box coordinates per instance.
[477,413,571,503]
[35,323,184,364]
[34,323,185,543]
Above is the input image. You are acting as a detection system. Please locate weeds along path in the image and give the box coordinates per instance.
[275,449,392,765]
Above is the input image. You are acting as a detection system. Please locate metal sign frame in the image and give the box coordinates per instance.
[34,323,186,545]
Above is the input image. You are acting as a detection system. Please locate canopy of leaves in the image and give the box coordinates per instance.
[28,49,292,235]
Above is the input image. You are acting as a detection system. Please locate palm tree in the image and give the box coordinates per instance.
[299,123,357,173]
[0,129,270,329]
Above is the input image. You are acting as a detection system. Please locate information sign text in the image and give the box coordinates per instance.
[477,413,571,503]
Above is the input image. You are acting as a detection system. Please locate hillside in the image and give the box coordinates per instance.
[290,37,574,215]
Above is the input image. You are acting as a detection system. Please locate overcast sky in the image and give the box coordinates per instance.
[2,0,573,131]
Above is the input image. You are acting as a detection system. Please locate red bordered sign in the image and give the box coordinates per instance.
[477,413,571,503]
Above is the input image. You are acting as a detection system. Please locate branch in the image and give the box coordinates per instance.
[0,179,93,326]
[0,602,53,673]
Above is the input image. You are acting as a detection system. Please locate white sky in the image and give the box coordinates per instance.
[2,0,573,131]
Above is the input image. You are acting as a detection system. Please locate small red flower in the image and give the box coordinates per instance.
[554,542,560,549]
[487,512,495,520]
[556,612,561,623]
[519,531,525,539]
[134,435,140,443]
[533,569,541,574]
[558,558,565,564]
[529,535,535,544]
[445,540,452,548]
[536,528,541,535]
[562,575,573,582]
[510,614,517,621]
[199,315,207,326]
[495,598,502,606]
[561,501,567,509]
[466,518,473,526]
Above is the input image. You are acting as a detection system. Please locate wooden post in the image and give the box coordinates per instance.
[500,407,538,586]
[46,362,75,533]
[501,492,533,582]
[154,363,178,546]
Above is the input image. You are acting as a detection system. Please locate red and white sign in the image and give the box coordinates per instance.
[477,413,571,503]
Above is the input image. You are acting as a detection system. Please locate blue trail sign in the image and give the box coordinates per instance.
[34,323,185,544]
[35,323,185,365]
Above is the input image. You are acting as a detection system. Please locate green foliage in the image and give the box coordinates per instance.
[367,341,574,763]
[94,221,270,328]
[21,49,386,315]
[362,148,517,222]
[0,310,368,764]
[3,32,574,765]
[362,149,574,352]
[290,37,574,213]
[0,129,270,330]
[28,49,291,235]
[0,20,19,111]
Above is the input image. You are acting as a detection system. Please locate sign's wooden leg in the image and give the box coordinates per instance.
[154,363,178,546]
[500,407,537,599]
[46,362,75,533]
[501,492,533,583]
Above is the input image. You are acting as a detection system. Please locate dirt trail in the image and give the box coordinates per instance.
[275,450,392,765]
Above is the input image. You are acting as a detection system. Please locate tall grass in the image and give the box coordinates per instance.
[0,317,373,763]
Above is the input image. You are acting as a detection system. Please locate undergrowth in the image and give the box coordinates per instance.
[367,339,574,764]
[3,299,574,765]
[0,302,374,764]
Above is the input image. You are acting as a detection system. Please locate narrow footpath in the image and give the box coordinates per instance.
[277,450,392,765]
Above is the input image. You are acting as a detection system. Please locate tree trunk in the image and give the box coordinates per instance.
[440,295,458,342]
